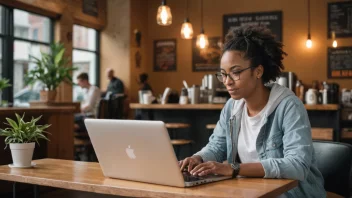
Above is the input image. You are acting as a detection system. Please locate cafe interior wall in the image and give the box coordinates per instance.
[144,0,352,99]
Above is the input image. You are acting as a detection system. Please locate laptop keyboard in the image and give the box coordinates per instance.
[182,171,205,182]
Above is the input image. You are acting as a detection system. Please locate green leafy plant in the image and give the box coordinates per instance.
[25,42,77,91]
[0,113,50,148]
[0,78,11,91]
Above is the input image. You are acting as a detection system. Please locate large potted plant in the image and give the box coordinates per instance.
[0,113,50,167]
[25,42,76,102]
[0,78,11,106]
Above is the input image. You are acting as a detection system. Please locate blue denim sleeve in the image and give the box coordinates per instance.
[261,98,313,181]
[193,99,232,162]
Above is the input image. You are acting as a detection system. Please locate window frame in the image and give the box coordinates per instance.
[0,5,54,104]
[72,24,100,88]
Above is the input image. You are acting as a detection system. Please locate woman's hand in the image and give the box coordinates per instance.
[179,155,203,172]
[190,161,233,177]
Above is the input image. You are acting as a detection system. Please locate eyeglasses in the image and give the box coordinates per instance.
[215,66,253,82]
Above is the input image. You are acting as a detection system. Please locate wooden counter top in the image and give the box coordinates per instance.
[130,103,339,111]
[0,159,298,198]
[130,103,225,110]
[0,106,76,114]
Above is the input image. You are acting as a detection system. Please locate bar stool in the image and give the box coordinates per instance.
[165,123,193,160]
[206,124,216,138]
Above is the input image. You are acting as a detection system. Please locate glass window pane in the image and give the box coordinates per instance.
[0,39,2,77]
[14,40,49,107]
[14,9,50,43]
[0,6,3,34]
[72,50,97,101]
[73,25,97,51]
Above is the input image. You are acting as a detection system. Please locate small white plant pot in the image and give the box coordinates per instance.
[9,143,35,167]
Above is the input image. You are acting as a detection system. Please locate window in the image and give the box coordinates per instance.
[72,25,99,102]
[0,7,53,106]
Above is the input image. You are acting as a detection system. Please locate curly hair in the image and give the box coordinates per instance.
[223,25,287,84]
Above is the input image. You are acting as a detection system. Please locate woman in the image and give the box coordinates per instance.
[179,25,325,197]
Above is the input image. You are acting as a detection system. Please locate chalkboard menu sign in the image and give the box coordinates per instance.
[83,0,98,17]
[328,2,352,38]
[223,11,282,42]
[328,47,352,78]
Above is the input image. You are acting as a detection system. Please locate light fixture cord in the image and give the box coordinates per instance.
[186,0,189,18]
[201,0,204,30]
[308,0,310,34]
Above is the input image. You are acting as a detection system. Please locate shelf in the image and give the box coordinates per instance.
[304,104,339,111]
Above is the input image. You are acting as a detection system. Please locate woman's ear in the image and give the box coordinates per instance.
[256,65,264,79]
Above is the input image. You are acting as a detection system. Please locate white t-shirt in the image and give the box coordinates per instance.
[238,104,266,163]
[81,85,101,117]
[238,104,287,198]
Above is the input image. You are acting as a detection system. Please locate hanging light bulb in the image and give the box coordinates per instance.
[332,40,338,48]
[180,0,193,39]
[306,34,312,48]
[156,0,172,26]
[196,0,208,49]
[332,31,337,48]
[197,29,209,49]
[181,19,194,39]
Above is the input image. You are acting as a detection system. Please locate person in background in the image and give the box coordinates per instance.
[179,25,326,197]
[74,73,101,131]
[139,73,153,92]
[106,68,124,96]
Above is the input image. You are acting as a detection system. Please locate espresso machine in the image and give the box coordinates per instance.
[201,74,230,103]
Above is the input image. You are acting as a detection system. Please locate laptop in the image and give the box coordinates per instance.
[84,119,231,187]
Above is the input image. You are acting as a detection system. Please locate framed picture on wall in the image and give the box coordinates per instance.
[192,37,222,72]
[153,39,177,72]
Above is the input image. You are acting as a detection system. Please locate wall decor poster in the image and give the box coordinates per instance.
[192,37,222,72]
[153,39,177,71]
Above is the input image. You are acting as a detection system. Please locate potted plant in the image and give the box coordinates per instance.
[0,113,50,167]
[25,42,77,102]
[0,78,11,106]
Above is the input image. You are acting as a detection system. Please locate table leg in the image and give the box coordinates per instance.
[33,185,39,198]
[12,182,16,198]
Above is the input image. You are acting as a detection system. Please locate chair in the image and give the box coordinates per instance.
[108,94,125,119]
[165,123,193,160]
[74,98,110,161]
[313,140,352,197]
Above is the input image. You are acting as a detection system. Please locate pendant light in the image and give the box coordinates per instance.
[305,0,312,48]
[181,0,194,39]
[156,0,172,26]
[196,0,209,49]
[332,31,337,48]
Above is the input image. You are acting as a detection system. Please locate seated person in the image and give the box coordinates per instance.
[74,73,101,132]
[179,25,326,197]
[138,73,153,92]
[104,68,125,99]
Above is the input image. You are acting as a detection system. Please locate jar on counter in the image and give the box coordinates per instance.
[179,88,188,105]
[305,89,318,105]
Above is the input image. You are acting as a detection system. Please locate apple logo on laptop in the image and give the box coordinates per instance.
[126,145,136,159]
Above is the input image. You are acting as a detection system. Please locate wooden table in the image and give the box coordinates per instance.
[0,159,298,198]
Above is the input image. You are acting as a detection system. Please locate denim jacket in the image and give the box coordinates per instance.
[195,84,326,197]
